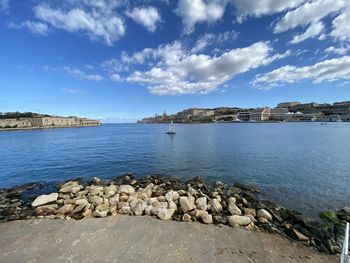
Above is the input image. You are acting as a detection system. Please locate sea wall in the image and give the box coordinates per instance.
[0,174,348,255]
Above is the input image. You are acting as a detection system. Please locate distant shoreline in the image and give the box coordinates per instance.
[0,124,101,132]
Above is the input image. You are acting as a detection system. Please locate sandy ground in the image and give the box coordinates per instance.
[0,215,337,263]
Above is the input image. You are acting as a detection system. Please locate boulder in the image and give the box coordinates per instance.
[89,196,103,207]
[118,185,135,195]
[59,184,83,194]
[87,185,103,196]
[35,204,58,215]
[168,200,178,211]
[120,206,131,215]
[31,193,58,207]
[244,208,256,217]
[109,195,119,206]
[93,210,107,218]
[182,213,192,222]
[227,215,251,227]
[165,190,179,202]
[133,203,143,216]
[257,209,272,221]
[153,207,174,220]
[195,197,207,211]
[210,199,222,214]
[290,228,310,241]
[195,209,213,224]
[228,198,241,216]
[179,196,196,213]
[57,204,75,215]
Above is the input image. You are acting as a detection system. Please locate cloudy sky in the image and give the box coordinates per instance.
[1,0,350,121]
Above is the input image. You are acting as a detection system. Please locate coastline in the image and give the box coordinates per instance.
[0,174,348,258]
[0,124,101,132]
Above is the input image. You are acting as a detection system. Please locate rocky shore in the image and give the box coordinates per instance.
[0,174,349,256]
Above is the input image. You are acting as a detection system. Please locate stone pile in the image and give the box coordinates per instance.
[0,174,349,256]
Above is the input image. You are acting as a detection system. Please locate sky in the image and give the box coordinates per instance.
[1,0,350,122]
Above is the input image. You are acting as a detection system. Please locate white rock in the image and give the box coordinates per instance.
[109,195,119,206]
[188,187,198,196]
[179,196,196,213]
[57,204,75,215]
[89,196,103,207]
[133,203,143,216]
[195,209,213,224]
[59,184,83,194]
[228,201,241,216]
[144,206,153,216]
[120,206,131,215]
[118,185,135,194]
[257,209,272,221]
[153,207,174,220]
[165,190,179,202]
[31,193,58,207]
[93,210,107,218]
[210,199,222,213]
[168,200,178,211]
[195,197,207,211]
[87,185,103,196]
[227,215,251,227]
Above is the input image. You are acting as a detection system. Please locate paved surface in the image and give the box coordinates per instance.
[0,216,336,263]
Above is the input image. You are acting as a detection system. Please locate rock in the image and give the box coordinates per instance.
[57,204,75,215]
[87,185,103,196]
[227,215,251,227]
[89,196,103,207]
[120,206,131,215]
[244,208,256,217]
[210,199,222,214]
[72,199,89,213]
[153,207,174,220]
[60,181,79,189]
[234,183,259,193]
[258,217,269,224]
[93,210,107,218]
[144,206,153,216]
[195,209,213,224]
[187,187,198,196]
[319,209,337,223]
[31,193,58,207]
[118,185,135,195]
[195,197,207,211]
[257,209,272,221]
[117,202,129,209]
[157,196,166,202]
[165,190,179,202]
[245,222,255,231]
[245,214,257,223]
[59,184,83,194]
[227,187,242,197]
[289,228,310,242]
[213,215,227,224]
[35,204,58,215]
[93,177,101,184]
[82,208,93,218]
[168,201,178,211]
[182,213,192,222]
[179,196,196,213]
[228,198,241,216]
[109,195,119,206]
[133,203,143,216]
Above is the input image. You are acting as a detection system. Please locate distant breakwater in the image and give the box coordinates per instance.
[0,173,348,256]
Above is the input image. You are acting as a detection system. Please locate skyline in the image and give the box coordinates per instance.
[1,0,350,122]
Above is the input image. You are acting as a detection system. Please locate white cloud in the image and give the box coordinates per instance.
[289,21,324,44]
[126,6,161,32]
[253,56,350,88]
[126,41,287,95]
[232,0,307,22]
[34,4,125,46]
[324,45,350,55]
[7,21,49,35]
[191,30,239,53]
[175,0,229,34]
[63,66,104,81]
[110,73,122,82]
[331,7,350,42]
[62,88,80,94]
[274,0,348,33]
[0,0,9,12]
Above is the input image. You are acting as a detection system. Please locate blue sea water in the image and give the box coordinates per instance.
[0,123,349,217]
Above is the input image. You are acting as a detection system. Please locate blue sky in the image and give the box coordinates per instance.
[1,0,350,122]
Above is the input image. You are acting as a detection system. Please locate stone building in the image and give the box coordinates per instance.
[250,108,270,121]
[0,118,32,128]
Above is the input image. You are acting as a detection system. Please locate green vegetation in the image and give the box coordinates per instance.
[319,209,337,223]
[0,112,51,120]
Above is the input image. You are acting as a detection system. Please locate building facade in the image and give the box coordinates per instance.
[250,108,270,121]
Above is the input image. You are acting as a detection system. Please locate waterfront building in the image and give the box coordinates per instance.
[237,112,250,122]
[0,118,32,128]
[270,108,291,121]
[250,108,270,121]
[341,114,350,122]
[277,102,300,108]
[320,114,342,122]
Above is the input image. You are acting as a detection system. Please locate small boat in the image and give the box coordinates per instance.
[166,120,176,135]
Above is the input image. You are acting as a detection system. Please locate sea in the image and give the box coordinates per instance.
[0,123,349,217]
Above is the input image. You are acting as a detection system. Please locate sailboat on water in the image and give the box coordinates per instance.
[166,120,176,135]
